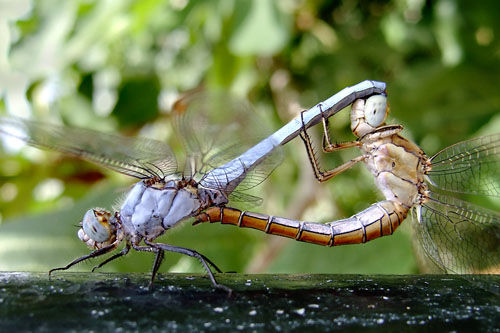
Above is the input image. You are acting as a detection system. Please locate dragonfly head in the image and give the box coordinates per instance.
[351,95,389,137]
[78,208,119,249]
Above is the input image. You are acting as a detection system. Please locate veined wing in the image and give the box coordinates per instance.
[428,134,500,196]
[198,141,283,192]
[0,116,178,179]
[198,81,386,196]
[227,191,263,206]
[173,91,283,196]
[413,191,500,274]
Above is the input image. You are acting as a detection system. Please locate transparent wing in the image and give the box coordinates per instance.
[413,191,500,274]
[0,116,178,179]
[428,134,500,196]
[228,191,264,206]
[173,91,283,196]
[197,141,283,192]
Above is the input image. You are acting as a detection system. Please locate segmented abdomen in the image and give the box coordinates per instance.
[196,200,408,246]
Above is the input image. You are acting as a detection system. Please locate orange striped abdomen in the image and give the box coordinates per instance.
[195,200,409,246]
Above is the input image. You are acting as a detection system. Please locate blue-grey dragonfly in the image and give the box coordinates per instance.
[0,81,386,291]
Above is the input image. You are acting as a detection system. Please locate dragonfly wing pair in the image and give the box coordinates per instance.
[0,92,283,206]
[416,134,500,274]
[0,116,178,180]
[172,91,284,205]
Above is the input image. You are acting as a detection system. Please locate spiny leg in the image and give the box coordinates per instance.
[299,110,365,182]
[131,244,162,288]
[323,138,361,153]
[135,241,224,274]
[149,249,165,289]
[49,243,117,277]
[143,240,231,294]
[317,105,361,152]
[320,110,334,151]
[92,244,131,272]
[131,244,193,290]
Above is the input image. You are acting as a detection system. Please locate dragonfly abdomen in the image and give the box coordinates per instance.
[328,200,408,245]
[197,200,408,246]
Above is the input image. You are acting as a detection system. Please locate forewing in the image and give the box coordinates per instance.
[0,116,178,179]
[428,134,500,196]
[413,191,500,274]
[173,91,283,197]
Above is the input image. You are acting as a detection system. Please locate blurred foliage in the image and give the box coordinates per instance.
[0,0,499,276]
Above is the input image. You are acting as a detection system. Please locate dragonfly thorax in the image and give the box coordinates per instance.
[118,178,220,240]
[361,131,430,209]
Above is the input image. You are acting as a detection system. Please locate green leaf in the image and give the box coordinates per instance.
[229,0,290,56]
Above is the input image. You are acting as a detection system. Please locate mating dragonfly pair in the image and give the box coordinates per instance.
[1,81,498,292]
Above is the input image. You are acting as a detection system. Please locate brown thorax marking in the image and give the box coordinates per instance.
[144,176,166,188]
[144,176,199,193]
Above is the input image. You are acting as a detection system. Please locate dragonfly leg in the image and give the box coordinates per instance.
[323,139,361,153]
[143,240,231,294]
[320,116,361,152]
[131,243,163,288]
[91,244,131,272]
[49,243,118,277]
[149,249,165,289]
[133,242,224,275]
[320,110,334,151]
[300,110,365,182]
[316,104,361,152]
[299,111,365,182]
[315,103,337,150]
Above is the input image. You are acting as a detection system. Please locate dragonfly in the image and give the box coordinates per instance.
[196,94,500,277]
[0,80,386,291]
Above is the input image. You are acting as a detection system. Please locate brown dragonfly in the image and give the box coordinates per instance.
[196,94,500,278]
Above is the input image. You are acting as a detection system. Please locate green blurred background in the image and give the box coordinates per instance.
[0,0,499,276]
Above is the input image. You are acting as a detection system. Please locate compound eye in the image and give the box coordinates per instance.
[82,209,112,243]
[364,95,388,127]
